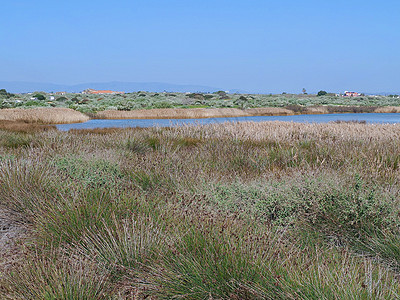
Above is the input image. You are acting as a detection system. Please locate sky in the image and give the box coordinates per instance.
[1,0,400,93]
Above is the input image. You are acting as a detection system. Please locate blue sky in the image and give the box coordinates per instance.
[1,0,399,93]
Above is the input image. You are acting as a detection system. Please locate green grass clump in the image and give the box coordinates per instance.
[39,189,120,246]
[0,133,33,148]
[53,155,124,188]
[3,254,110,299]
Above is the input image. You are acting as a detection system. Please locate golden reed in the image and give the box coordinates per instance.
[0,108,89,124]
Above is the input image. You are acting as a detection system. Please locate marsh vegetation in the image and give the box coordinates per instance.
[1,121,400,298]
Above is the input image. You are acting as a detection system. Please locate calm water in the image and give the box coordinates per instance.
[57,113,400,131]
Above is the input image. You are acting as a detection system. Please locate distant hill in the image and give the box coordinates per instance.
[0,81,222,94]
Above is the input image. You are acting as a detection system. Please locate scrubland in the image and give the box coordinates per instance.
[2,91,400,118]
[1,121,400,299]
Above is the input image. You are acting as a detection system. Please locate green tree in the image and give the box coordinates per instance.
[317,90,327,96]
[33,93,46,100]
[0,89,15,98]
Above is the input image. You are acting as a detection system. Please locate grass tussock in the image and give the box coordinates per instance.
[2,253,110,299]
[1,121,400,298]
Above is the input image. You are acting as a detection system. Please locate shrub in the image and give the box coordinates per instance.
[153,101,173,109]
[33,93,46,100]
[0,89,15,98]
[187,93,204,100]
[56,96,68,102]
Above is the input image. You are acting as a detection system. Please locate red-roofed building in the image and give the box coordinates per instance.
[343,91,361,97]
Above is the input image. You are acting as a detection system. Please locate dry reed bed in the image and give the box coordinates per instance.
[0,106,398,125]
[0,108,89,124]
[96,106,400,119]
[375,106,400,113]
[0,120,56,133]
[1,122,400,298]
[95,107,295,119]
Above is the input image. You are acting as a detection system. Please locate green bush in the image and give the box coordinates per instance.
[33,93,46,100]
[153,101,173,109]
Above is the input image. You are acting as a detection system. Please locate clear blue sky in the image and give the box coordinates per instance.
[1,0,399,93]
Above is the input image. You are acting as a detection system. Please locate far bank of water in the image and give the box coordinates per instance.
[56,113,400,131]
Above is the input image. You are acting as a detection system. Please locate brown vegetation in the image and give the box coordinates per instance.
[1,122,400,298]
[0,120,56,133]
[0,108,89,124]
[68,127,144,135]
[0,105,398,125]
[96,107,295,119]
[96,106,399,120]
[375,106,400,113]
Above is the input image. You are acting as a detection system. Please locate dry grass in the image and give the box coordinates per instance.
[375,106,400,113]
[0,120,56,133]
[0,108,89,124]
[67,127,144,135]
[96,106,399,119]
[304,106,329,114]
[96,107,295,119]
[0,121,400,298]
[0,106,397,126]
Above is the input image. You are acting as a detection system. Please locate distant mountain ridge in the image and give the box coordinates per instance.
[0,81,224,94]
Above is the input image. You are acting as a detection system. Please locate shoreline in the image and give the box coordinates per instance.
[0,106,399,125]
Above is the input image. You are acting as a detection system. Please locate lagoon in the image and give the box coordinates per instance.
[56,113,400,131]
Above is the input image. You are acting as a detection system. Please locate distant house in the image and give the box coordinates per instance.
[82,88,124,95]
[55,91,67,95]
[343,91,361,97]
